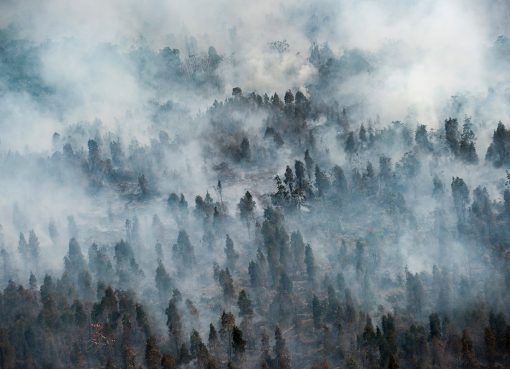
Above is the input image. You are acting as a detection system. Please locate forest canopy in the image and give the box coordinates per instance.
[0,1,510,369]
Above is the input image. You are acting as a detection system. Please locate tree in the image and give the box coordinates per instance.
[224,235,238,271]
[138,174,149,197]
[484,327,497,365]
[0,329,16,369]
[221,311,236,362]
[190,329,205,359]
[29,272,37,290]
[232,87,242,97]
[461,330,480,369]
[271,93,283,109]
[451,177,469,225]
[284,90,294,105]
[89,243,114,282]
[105,358,115,369]
[278,270,293,294]
[387,354,400,369]
[237,290,253,318]
[471,186,492,223]
[219,268,235,300]
[486,121,510,167]
[92,285,119,325]
[295,90,307,105]
[290,231,305,271]
[238,191,256,224]
[305,244,316,282]
[345,132,356,155]
[304,150,314,179]
[208,323,219,352]
[332,165,348,196]
[272,175,290,207]
[161,354,177,369]
[18,232,27,257]
[405,269,425,318]
[433,176,444,197]
[27,230,40,260]
[312,295,322,329]
[445,118,460,156]
[429,313,441,340]
[359,124,367,143]
[362,315,376,348]
[459,119,478,163]
[284,166,294,192]
[173,230,195,274]
[274,326,290,369]
[261,207,289,283]
[64,238,86,279]
[145,336,162,369]
[179,344,191,364]
[207,46,222,70]
[165,300,182,356]
[167,193,180,208]
[397,151,420,179]
[379,156,392,183]
[355,240,364,276]
[232,326,246,355]
[48,220,58,242]
[88,139,100,169]
[239,137,251,161]
[315,165,330,196]
[155,261,172,299]
[345,356,361,369]
[179,194,188,209]
[416,125,432,151]
[249,260,262,287]
[294,160,307,192]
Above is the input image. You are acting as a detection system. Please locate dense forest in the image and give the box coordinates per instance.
[1,1,510,369]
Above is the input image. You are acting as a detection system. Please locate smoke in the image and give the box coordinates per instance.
[0,0,509,149]
[0,0,509,332]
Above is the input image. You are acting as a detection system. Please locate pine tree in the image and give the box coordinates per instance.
[208,323,219,352]
[290,231,305,271]
[232,326,246,355]
[312,295,322,329]
[284,90,294,105]
[238,191,256,223]
[274,326,290,369]
[239,137,251,161]
[315,165,330,197]
[284,166,294,192]
[461,330,480,369]
[484,327,497,365]
[165,300,182,356]
[387,354,400,369]
[445,118,460,156]
[18,232,27,258]
[415,125,432,151]
[145,336,162,369]
[64,238,86,279]
[155,261,172,299]
[345,132,356,155]
[105,358,115,369]
[161,354,177,369]
[224,235,238,270]
[305,244,316,282]
[238,290,253,318]
[173,230,195,274]
[332,165,348,196]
